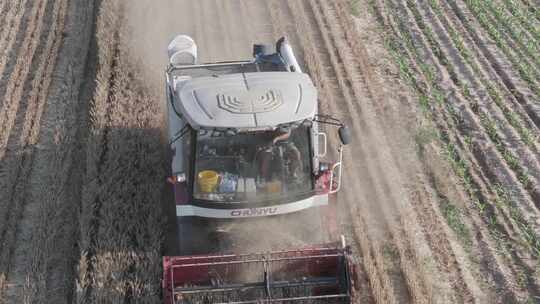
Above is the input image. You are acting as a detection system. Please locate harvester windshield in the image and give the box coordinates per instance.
[193,125,314,203]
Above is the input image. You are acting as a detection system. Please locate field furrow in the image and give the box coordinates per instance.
[345,0,500,300]
[0,0,47,265]
[491,0,540,63]
[291,0,467,302]
[0,2,9,22]
[412,0,540,206]
[377,0,540,299]
[0,0,48,161]
[431,0,540,139]
[454,0,540,98]
[447,1,540,118]
[266,0,383,301]
[397,0,540,236]
[306,1,437,302]
[0,0,28,85]
[0,0,69,301]
[500,0,540,41]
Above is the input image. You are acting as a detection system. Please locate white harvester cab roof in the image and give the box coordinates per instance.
[172,72,318,129]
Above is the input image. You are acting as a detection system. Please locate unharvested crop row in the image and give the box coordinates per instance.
[76,0,164,303]
[376,0,540,300]
[76,1,121,301]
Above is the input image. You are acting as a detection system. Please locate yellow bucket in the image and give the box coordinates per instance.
[266,181,282,193]
[198,170,219,193]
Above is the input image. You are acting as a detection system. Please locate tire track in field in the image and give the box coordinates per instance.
[5,0,70,301]
[204,0,233,60]
[306,2,462,301]
[286,0,433,301]
[331,1,488,302]
[78,1,165,302]
[0,0,48,270]
[263,1,378,302]
[76,2,122,302]
[192,0,214,62]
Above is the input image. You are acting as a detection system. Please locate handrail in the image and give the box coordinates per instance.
[329,145,344,194]
[167,60,255,74]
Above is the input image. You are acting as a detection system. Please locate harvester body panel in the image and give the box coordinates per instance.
[173,72,318,130]
[162,35,355,303]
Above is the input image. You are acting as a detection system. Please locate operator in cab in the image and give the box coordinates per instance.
[193,124,313,203]
[257,128,302,181]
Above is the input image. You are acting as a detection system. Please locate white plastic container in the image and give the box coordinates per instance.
[245,178,257,200]
[167,35,197,65]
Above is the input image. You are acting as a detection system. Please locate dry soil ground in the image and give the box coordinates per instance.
[0,0,538,303]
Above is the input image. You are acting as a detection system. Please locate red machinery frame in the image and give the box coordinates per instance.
[163,242,356,303]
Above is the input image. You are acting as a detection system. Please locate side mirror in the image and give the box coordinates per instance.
[338,126,351,145]
[319,162,330,172]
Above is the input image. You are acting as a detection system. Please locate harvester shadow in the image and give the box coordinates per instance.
[78,126,174,301]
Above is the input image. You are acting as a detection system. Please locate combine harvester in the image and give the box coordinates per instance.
[163,35,357,303]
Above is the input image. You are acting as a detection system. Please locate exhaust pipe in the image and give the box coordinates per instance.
[277,37,302,73]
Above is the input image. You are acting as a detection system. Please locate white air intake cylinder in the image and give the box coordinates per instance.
[278,38,302,73]
[167,35,197,65]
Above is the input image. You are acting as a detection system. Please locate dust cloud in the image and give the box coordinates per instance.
[123,0,185,111]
